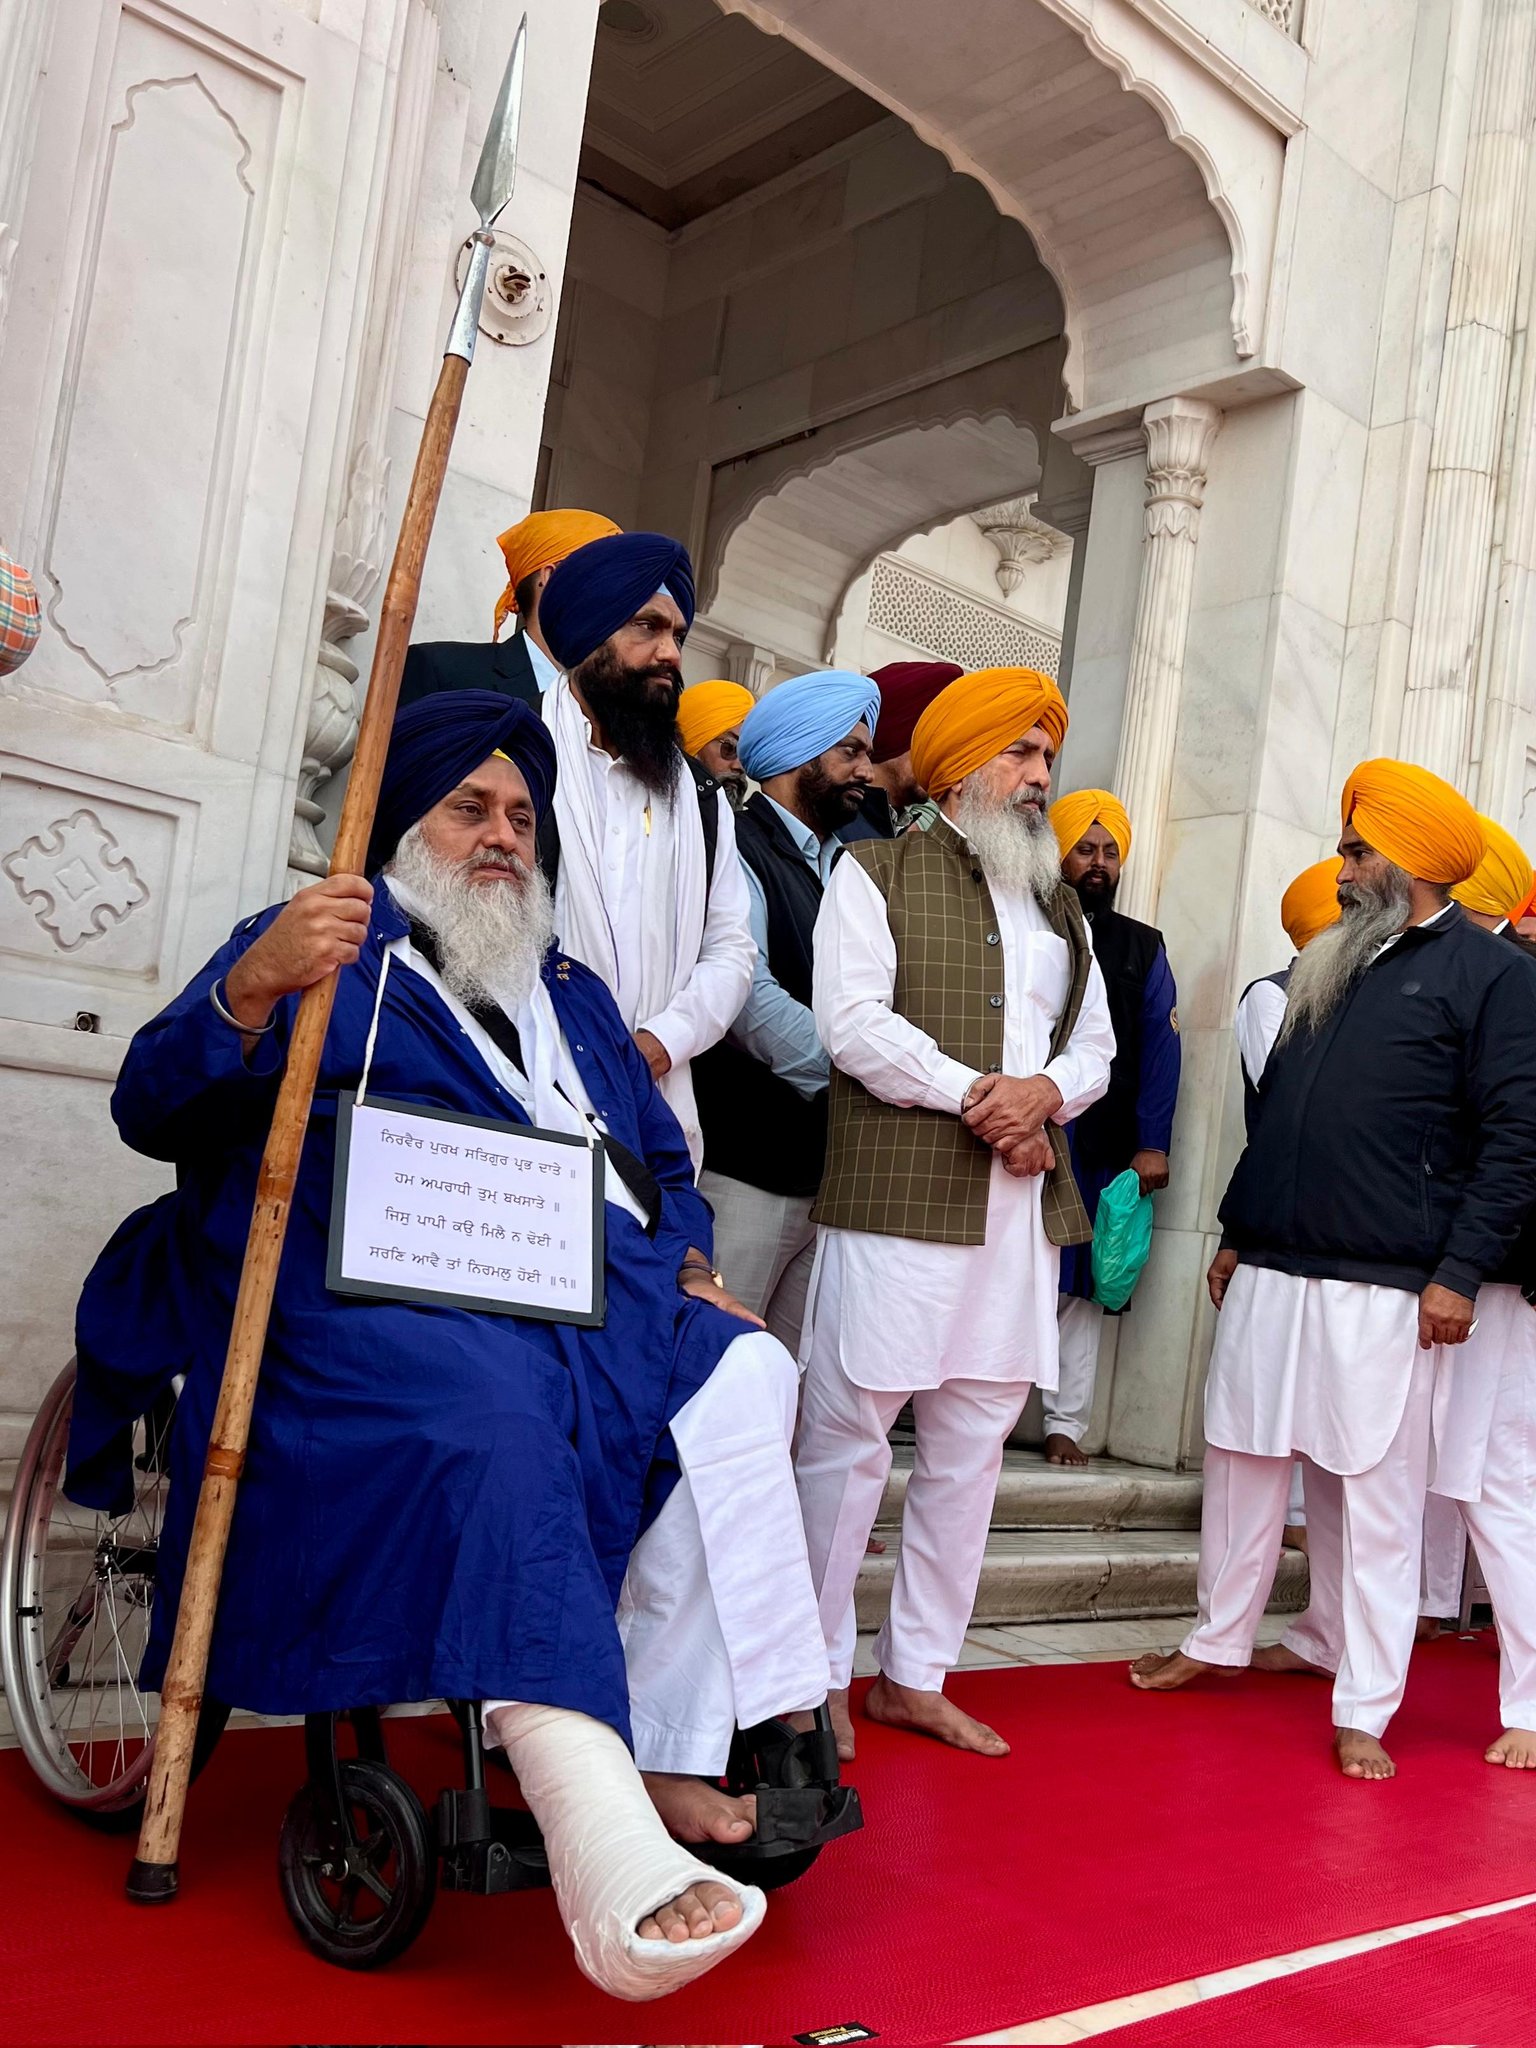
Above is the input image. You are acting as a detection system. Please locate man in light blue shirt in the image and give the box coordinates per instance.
[692,671,880,1350]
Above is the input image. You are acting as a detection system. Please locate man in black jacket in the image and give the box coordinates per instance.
[1132,759,1536,1783]
[397,508,618,709]
[692,668,878,1347]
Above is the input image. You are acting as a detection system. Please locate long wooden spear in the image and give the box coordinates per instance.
[126,17,529,1904]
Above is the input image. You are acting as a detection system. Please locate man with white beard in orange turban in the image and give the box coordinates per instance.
[793,669,1115,1763]
[1134,762,1536,1782]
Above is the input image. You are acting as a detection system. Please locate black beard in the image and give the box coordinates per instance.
[1070,870,1118,912]
[795,759,865,838]
[575,646,684,796]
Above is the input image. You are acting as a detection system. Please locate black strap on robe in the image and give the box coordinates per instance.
[406,918,663,1237]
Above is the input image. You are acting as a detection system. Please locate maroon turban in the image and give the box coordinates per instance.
[869,661,964,763]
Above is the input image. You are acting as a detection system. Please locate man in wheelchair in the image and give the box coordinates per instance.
[67,690,841,2001]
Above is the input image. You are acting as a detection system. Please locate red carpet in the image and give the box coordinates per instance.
[1,1635,1531,2046]
[1092,1901,1536,2047]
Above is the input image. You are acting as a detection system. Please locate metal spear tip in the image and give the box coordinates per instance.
[471,13,527,229]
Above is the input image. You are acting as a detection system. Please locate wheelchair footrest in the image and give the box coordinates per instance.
[727,1781,864,1861]
[434,1788,550,1894]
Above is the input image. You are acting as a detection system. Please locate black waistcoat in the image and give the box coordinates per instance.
[1071,903,1163,1174]
[694,795,829,1198]
[1238,965,1292,1139]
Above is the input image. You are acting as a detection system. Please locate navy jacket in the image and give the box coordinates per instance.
[1220,906,1536,1297]
[398,630,540,709]
[69,886,737,1734]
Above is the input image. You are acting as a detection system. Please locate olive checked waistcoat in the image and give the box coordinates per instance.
[812,814,1094,1248]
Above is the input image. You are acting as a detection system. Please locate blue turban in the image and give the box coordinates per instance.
[366,690,556,873]
[737,669,882,783]
[539,531,696,672]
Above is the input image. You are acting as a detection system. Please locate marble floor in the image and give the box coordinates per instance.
[850,1613,1290,1676]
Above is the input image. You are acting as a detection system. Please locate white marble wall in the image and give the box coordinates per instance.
[0,0,598,1450]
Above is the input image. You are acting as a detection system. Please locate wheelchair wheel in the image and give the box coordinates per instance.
[279,1759,436,1970]
[0,1359,228,1829]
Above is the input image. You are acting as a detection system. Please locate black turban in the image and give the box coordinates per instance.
[539,531,696,672]
[365,690,556,874]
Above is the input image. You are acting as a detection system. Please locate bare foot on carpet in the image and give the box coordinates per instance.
[643,1772,757,1844]
[1281,1524,1309,1553]
[1416,1615,1445,1642]
[1129,1649,1225,1690]
[827,1686,857,1762]
[1252,1642,1330,1677]
[1485,1728,1536,1770]
[1044,1432,1088,1467]
[1334,1727,1395,1780]
[864,1672,1009,1756]
[637,1880,746,1944]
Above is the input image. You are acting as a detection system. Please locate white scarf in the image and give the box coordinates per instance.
[543,673,708,1158]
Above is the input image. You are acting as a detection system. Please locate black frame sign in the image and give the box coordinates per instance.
[328,1092,606,1326]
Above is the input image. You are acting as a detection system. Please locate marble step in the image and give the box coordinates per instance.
[855,1528,1308,1628]
[877,1449,1202,1532]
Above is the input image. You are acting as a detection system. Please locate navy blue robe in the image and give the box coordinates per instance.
[69,885,740,1741]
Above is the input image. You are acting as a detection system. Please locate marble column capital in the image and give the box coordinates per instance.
[1141,396,1222,541]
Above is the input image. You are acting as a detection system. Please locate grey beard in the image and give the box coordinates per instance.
[952,784,1063,905]
[387,824,554,1014]
[1278,864,1413,1046]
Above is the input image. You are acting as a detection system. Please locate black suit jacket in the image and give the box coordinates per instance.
[398,630,540,710]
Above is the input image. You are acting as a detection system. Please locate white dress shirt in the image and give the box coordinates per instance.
[525,634,560,695]
[804,853,1115,1390]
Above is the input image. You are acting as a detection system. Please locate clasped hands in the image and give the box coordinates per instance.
[960,1071,1063,1179]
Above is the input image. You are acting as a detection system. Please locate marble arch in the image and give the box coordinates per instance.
[702,407,1045,671]
[715,0,1288,416]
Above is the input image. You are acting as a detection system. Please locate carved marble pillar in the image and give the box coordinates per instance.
[1399,0,1536,785]
[289,0,440,882]
[726,639,778,698]
[1112,396,1222,923]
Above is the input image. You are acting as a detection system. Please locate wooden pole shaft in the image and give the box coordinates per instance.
[128,353,471,1896]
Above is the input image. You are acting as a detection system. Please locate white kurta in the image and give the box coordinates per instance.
[542,678,755,1170]
[803,856,1115,1392]
[1204,1265,1423,1476]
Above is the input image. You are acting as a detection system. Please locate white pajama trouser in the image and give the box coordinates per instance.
[1044,1295,1103,1443]
[617,1329,831,1774]
[697,1169,816,1356]
[1420,1492,1469,1618]
[1286,1313,1536,1734]
[1183,1344,1436,1738]
[794,1353,1031,1693]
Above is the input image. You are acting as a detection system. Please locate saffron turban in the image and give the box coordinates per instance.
[1280,857,1343,953]
[366,691,556,874]
[738,669,883,784]
[1451,814,1535,920]
[1340,758,1485,885]
[1515,873,1536,924]
[910,666,1069,799]
[492,509,620,641]
[539,531,697,674]
[869,661,963,763]
[677,680,756,759]
[1050,788,1132,863]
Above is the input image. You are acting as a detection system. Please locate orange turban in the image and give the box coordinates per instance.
[1280,858,1343,953]
[1514,873,1536,924]
[1051,788,1132,863]
[677,680,755,760]
[910,667,1068,800]
[1340,759,1485,885]
[493,509,620,640]
[1451,814,1534,920]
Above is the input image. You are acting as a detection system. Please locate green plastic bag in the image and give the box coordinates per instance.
[1090,1167,1154,1312]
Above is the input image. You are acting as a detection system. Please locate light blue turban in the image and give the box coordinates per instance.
[737,670,882,783]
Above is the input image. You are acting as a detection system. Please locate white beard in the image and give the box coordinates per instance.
[952,784,1063,905]
[1278,865,1413,1046]
[387,824,554,1015]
